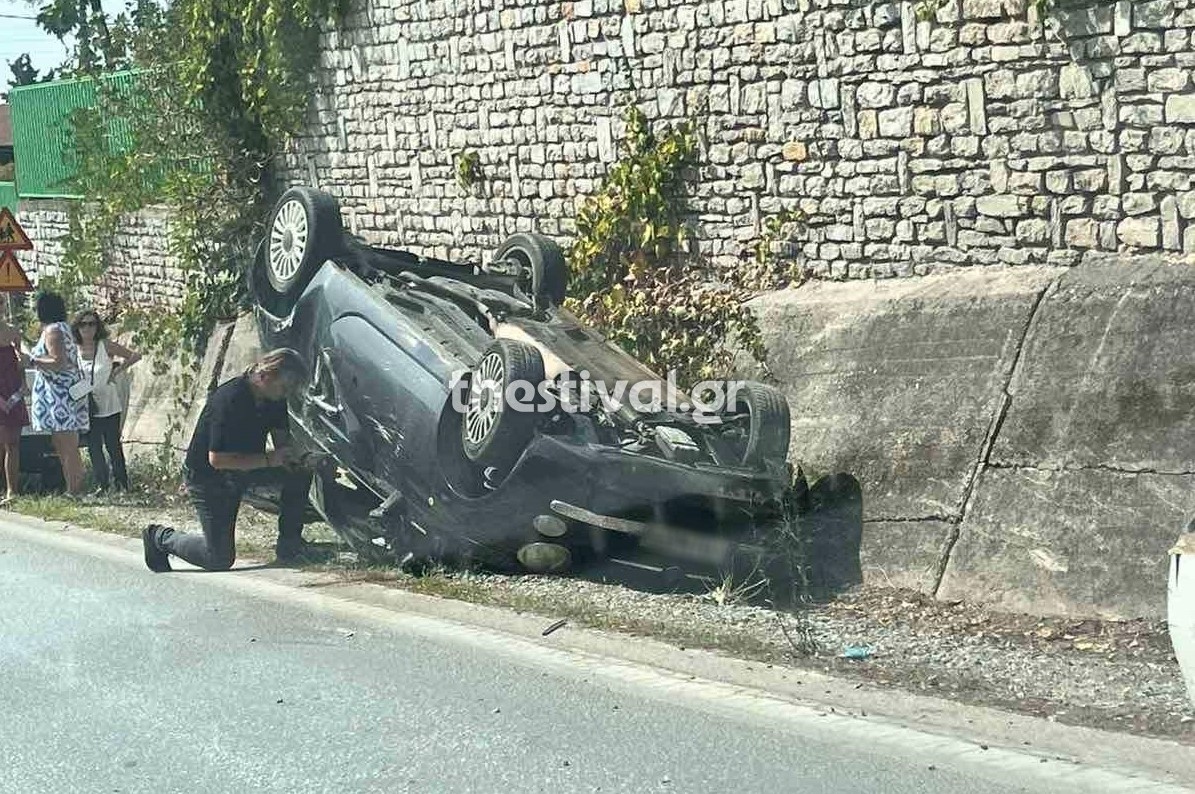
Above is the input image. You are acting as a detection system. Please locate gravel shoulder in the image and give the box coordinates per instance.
[9,487,1194,744]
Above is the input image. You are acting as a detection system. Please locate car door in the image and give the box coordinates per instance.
[303,342,358,464]
[327,313,446,500]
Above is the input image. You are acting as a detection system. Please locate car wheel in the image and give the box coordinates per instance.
[461,339,546,473]
[727,381,791,470]
[493,233,568,311]
[264,186,344,303]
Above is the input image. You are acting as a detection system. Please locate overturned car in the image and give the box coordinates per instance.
[248,186,803,588]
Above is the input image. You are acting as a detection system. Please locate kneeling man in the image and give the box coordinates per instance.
[142,348,317,572]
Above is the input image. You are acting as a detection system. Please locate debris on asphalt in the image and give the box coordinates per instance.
[841,645,872,660]
[542,619,567,636]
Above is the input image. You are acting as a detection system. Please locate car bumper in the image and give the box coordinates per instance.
[487,435,791,574]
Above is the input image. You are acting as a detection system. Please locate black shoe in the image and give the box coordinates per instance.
[275,538,319,564]
[142,525,171,573]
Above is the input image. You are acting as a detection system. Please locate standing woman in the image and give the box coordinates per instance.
[25,291,87,494]
[73,308,140,491]
[0,296,29,504]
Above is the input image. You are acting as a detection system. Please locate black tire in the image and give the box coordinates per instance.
[493,233,568,311]
[728,381,792,470]
[461,339,546,473]
[263,186,344,303]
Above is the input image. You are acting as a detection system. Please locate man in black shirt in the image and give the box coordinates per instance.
[142,348,318,572]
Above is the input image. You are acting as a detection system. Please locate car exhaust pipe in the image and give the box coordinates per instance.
[517,542,571,573]
[533,514,568,538]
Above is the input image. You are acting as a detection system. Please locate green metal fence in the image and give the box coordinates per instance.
[0,182,16,214]
[8,70,142,199]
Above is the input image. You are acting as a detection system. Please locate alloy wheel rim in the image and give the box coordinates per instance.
[465,352,505,445]
[268,199,309,283]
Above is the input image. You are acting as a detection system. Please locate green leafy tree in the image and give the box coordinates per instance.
[43,0,348,371]
[35,0,118,73]
[3,54,57,100]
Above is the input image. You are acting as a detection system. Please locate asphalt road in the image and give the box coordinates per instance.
[0,522,1178,794]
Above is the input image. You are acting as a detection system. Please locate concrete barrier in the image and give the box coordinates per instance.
[746,255,1195,619]
[119,312,265,463]
[744,267,1064,594]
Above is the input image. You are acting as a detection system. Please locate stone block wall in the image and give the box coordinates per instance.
[281,0,1195,278]
[14,200,186,313]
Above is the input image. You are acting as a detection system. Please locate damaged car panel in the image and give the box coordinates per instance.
[248,185,802,586]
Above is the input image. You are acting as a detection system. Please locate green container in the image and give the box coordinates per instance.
[0,182,16,214]
[8,71,141,199]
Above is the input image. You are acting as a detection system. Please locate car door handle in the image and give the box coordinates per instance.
[309,395,342,415]
[308,347,342,415]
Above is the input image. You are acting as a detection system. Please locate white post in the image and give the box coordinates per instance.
[1169,528,1195,711]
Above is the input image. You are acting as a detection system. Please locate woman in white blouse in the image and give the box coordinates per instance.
[72,309,141,491]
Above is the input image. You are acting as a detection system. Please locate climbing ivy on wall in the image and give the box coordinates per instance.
[565,106,807,389]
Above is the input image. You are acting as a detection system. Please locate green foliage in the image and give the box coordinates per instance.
[746,208,807,293]
[39,0,346,451]
[455,150,484,192]
[567,106,699,298]
[33,0,151,75]
[174,0,347,163]
[5,53,58,98]
[565,106,807,388]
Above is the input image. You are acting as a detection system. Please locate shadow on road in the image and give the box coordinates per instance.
[569,473,865,606]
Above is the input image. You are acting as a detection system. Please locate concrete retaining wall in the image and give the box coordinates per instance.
[117,314,263,461]
[747,254,1195,619]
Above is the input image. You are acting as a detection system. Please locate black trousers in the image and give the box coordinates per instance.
[157,466,313,571]
[86,412,128,490]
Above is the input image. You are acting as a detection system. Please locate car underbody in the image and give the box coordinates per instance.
[248,186,805,593]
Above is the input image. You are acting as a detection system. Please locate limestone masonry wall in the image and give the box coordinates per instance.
[14,201,186,312]
[283,0,1195,277]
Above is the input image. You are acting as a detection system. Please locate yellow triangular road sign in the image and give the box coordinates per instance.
[0,251,34,292]
[0,207,32,251]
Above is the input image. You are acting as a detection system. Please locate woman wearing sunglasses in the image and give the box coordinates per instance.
[72,309,141,491]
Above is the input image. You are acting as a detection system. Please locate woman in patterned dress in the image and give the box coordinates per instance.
[0,295,29,504]
[23,291,87,494]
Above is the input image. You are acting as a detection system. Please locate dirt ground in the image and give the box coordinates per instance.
[9,485,1194,744]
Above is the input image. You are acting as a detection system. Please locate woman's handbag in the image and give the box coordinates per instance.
[68,352,96,403]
